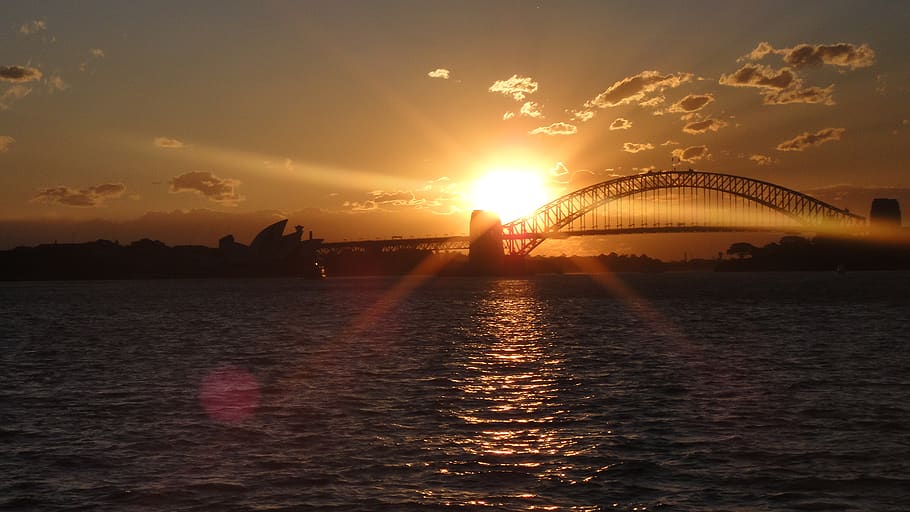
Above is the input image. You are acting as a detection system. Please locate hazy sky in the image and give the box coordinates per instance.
[2,1,909,250]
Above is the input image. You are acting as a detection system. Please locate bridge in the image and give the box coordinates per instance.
[319,170,866,258]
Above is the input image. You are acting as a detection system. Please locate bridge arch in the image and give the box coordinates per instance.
[501,170,865,255]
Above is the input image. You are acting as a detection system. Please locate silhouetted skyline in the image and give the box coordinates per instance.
[2,1,909,256]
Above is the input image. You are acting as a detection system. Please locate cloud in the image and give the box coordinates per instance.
[672,145,709,163]
[0,85,32,110]
[80,48,106,72]
[47,75,68,93]
[585,70,692,108]
[529,122,577,136]
[427,68,450,79]
[719,63,836,105]
[489,74,538,101]
[609,117,632,130]
[0,65,43,83]
[502,111,516,120]
[668,93,714,113]
[571,109,595,122]
[776,127,845,152]
[622,142,654,153]
[749,154,776,166]
[0,135,14,153]
[169,171,244,205]
[640,96,666,108]
[661,140,680,146]
[154,137,187,149]
[519,101,544,118]
[720,64,796,90]
[746,41,876,70]
[343,177,463,214]
[683,118,728,134]
[32,183,126,207]
[549,162,570,177]
[19,20,47,35]
[764,85,834,105]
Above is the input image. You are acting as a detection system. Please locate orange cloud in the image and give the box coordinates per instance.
[622,142,654,153]
[0,135,14,153]
[571,109,595,122]
[672,145,709,162]
[609,117,632,130]
[529,122,577,136]
[154,137,186,149]
[343,177,462,214]
[776,128,845,152]
[489,74,538,101]
[764,85,834,106]
[169,171,244,205]
[32,183,126,207]
[520,101,544,118]
[749,154,776,166]
[683,118,727,134]
[19,20,47,35]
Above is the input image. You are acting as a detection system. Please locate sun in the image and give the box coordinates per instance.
[470,168,551,222]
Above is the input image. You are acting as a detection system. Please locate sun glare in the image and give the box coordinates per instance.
[471,168,551,222]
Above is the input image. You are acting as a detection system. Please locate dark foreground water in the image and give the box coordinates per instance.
[2,272,909,511]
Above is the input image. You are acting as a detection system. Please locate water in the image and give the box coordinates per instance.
[2,272,909,511]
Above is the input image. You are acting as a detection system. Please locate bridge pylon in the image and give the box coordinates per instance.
[468,210,504,274]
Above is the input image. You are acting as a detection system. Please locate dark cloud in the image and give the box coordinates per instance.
[720,64,838,105]
[776,128,845,152]
[745,41,876,69]
[32,183,126,207]
[609,117,632,130]
[720,64,795,90]
[672,145,709,163]
[0,65,43,83]
[781,43,875,69]
[727,41,873,106]
[529,122,577,136]
[622,142,654,153]
[683,118,727,134]
[169,171,244,205]
[668,94,714,113]
[586,70,692,108]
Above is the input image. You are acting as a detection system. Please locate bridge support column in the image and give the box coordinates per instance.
[469,210,504,274]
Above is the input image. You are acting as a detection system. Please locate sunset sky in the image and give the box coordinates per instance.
[2,1,909,255]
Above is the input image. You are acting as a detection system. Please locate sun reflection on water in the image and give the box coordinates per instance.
[437,279,595,507]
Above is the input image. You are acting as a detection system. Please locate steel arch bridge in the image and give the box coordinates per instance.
[501,170,865,255]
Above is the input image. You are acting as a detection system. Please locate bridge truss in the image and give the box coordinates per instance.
[502,170,865,255]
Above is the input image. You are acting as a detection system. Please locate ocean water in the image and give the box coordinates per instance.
[1,272,909,511]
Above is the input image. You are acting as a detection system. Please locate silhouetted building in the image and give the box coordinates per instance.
[870,198,902,227]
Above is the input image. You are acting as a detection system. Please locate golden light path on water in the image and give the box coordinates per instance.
[436,280,595,508]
